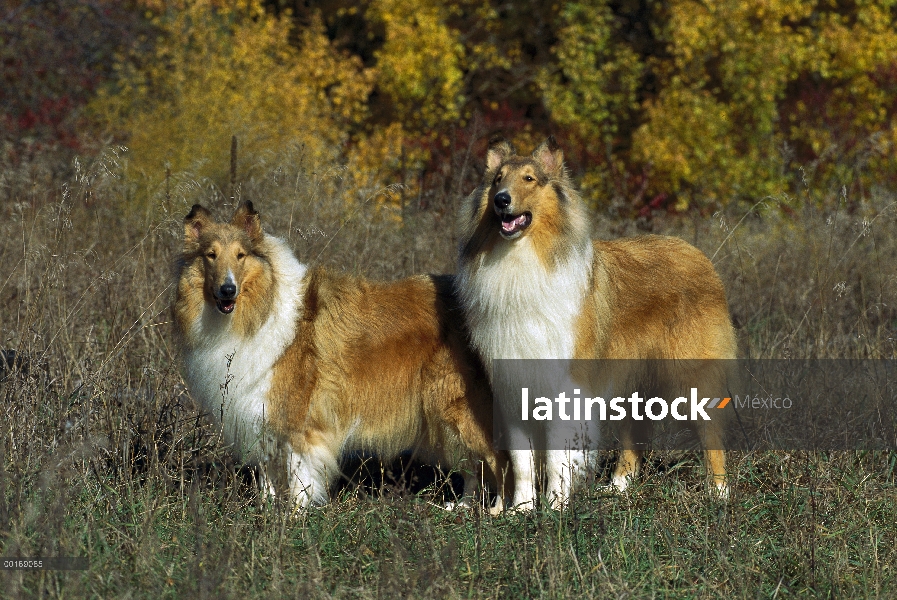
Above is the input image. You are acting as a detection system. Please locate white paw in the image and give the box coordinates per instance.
[711,481,730,500]
[610,474,631,493]
[488,496,505,516]
[512,496,539,512]
[442,497,473,511]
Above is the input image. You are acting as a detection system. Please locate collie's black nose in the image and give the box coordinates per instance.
[493,191,511,210]
[219,283,237,299]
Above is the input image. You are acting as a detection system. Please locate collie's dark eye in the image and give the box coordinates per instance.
[524,175,535,182]
[495,173,502,184]
[237,252,246,260]
[206,252,216,260]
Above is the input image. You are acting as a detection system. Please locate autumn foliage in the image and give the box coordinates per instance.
[6,0,897,212]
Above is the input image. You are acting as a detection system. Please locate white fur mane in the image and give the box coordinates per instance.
[457,236,593,373]
[182,235,308,461]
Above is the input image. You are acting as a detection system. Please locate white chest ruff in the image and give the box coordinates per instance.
[182,238,307,461]
[458,238,593,373]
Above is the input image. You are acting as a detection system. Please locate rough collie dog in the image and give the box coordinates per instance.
[174,201,504,509]
[456,137,736,510]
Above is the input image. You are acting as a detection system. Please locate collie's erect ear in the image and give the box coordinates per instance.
[532,136,564,177]
[184,204,213,245]
[231,201,262,244]
[486,137,515,172]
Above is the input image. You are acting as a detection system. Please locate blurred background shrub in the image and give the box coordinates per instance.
[3,0,896,214]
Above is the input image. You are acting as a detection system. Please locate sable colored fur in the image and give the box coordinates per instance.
[456,138,736,509]
[174,202,504,508]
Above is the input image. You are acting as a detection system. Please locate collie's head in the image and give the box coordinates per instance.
[457,137,592,270]
[175,201,276,337]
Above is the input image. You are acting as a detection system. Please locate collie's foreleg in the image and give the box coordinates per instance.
[509,449,537,511]
[287,444,337,508]
[546,448,588,508]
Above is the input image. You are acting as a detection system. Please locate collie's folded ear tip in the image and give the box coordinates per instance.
[233,200,260,221]
[487,135,516,153]
[487,135,507,148]
[184,206,210,242]
[535,136,562,153]
[486,137,515,170]
[231,200,263,241]
[185,204,213,223]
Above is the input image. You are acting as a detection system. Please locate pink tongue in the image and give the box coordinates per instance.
[502,215,526,232]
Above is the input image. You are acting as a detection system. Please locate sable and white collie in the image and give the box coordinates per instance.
[456,137,736,510]
[174,201,504,509]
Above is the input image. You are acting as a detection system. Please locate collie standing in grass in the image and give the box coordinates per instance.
[456,137,737,510]
[173,201,504,509]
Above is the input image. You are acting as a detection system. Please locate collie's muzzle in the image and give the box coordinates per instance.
[216,281,237,314]
[493,190,532,239]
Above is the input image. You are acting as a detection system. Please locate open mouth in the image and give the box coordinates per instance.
[499,212,532,238]
[215,298,236,314]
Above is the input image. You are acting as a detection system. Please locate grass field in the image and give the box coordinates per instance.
[0,147,895,598]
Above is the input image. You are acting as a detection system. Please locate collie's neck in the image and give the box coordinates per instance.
[458,237,593,367]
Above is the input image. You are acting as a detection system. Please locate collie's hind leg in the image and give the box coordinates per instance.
[459,468,479,508]
[690,366,730,498]
[611,448,642,492]
[705,448,728,498]
[445,462,506,514]
[456,445,509,515]
[611,419,645,492]
[444,397,510,515]
[699,422,728,498]
[444,464,478,510]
